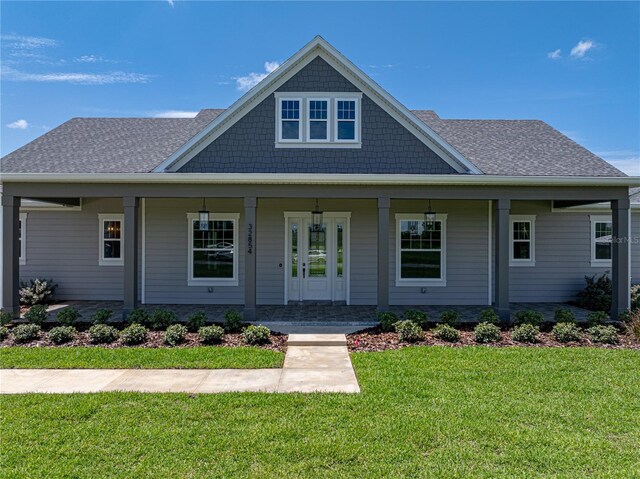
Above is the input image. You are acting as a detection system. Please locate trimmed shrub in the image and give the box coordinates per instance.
[440,310,460,327]
[377,311,399,332]
[242,324,271,345]
[403,309,429,329]
[126,308,149,326]
[432,324,460,342]
[19,278,57,306]
[24,304,48,325]
[56,308,81,326]
[0,326,9,341]
[474,322,501,343]
[552,322,582,343]
[11,324,41,343]
[478,308,500,325]
[587,325,618,344]
[511,323,539,343]
[88,324,119,344]
[121,323,148,346]
[48,325,77,344]
[90,309,113,325]
[632,285,640,310]
[513,310,544,327]
[586,311,608,327]
[164,324,188,346]
[187,311,207,332]
[576,273,612,312]
[554,307,576,324]
[148,309,178,330]
[394,320,424,343]
[624,308,640,340]
[0,310,13,326]
[224,310,244,333]
[198,325,225,344]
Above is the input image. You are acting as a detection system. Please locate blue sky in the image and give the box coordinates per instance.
[1,1,639,175]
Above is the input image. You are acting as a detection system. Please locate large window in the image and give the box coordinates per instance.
[396,214,447,286]
[18,213,27,265]
[278,99,301,141]
[307,99,329,141]
[335,99,357,141]
[98,214,123,266]
[509,215,535,266]
[590,215,612,266]
[187,213,239,286]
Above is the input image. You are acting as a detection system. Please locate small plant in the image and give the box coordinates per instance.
[624,309,640,340]
[0,310,13,326]
[88,324,119,344]
[90,309,113,324]
[513,310,544,327]
[187,311,207,332]
[511,323,539,343]
[224,310,244,333]
[198,325,225,344]
[586,325,619,344]
[394,320,424,343]
[440,309,460,327]
[11,324,41,343]
[121,323,148,346]
[242,324,271,345]
[586,311,608,327]
[554,307,576,324]
[126,308,149,326]
[24,304,48,325]
[552,322,582,343]
[474,322,501,343]
[403,309,429,329]
[48,325,77,344]
[377,311,399,332]
[432,324,460,342]
[478,308,500,325]
[0,326,9,341]
[149,309,178,330]
[19,278,57,305]
[576,273,612,312]
[632,285,640,310]
[56,307,81,326]
[164,324,188,346]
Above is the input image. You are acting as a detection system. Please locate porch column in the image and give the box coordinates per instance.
[377,197,390,310]
[244,197,257,322]
[2,195,21,317]
[611,197,631,320]
[494,198,510,322]
[123,196,139,317]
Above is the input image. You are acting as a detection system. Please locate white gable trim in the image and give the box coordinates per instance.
[154,36,482,175]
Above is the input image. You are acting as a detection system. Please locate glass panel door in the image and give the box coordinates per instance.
[308,225,327,277]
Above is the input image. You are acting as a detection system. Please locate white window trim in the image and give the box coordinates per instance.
[306,97,330,142]
[187,212,240,287]
[98,214,124,266]
[334,97,360,144]
[277,97,302,143]
[590,215,612,267]
[395,213,447,287]
[19,212,27,265]
[509,215,536,267]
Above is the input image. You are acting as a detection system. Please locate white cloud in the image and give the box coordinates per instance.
[1,34,57,50]
[570,40,595,59]
[595,150,640,176]
[6,119,28,129]
[167,0,174,6]
[1,66,152,85]
[547,49,562,60]
[235,61,280,91]
[152,110,198,118]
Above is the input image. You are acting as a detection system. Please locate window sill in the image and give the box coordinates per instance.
[395,280,447,288]
[590,260,612,268]
[99,260,123,267]
[509,261,535,267]
[275,142,361,149]
[188,280,239,287]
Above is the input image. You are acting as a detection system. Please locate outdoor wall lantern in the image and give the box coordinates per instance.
[424,199,436,231]
[199,198,210,230]
[311,198,323,232]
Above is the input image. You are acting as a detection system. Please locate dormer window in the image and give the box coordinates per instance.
[276,92,361,148]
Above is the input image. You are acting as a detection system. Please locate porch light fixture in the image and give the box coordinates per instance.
[424,200,436,231]
[311,198,323,232]
[198,198,210,231]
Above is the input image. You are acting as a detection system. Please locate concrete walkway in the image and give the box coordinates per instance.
[0,334,360,394]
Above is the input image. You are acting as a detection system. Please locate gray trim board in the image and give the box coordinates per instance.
[377,197,390,310]
[2,195,20,317]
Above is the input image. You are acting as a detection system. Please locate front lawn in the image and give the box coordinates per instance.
[0,346,284,369]
[1,347,639,478]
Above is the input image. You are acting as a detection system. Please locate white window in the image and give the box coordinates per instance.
[98,214,124,266]
[395,214,447,287]
[335,98,358,142]
[307,99,329,141]
[509,215,536,266]
[278,98,301,142]
[590,215,612,267]
[18,213,27,265]
[187,213,239,286]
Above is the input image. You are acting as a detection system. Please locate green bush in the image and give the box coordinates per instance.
[513,310,544,327]
[187,311,207,332]
[126,308,149,325]
[0,326,9,341]
[403,309,429,329]
[11,324,41,343]
[440,310,460,327]
[19,278,57,306]
[586,325,619,344]
[576,273,612,312]
[554,307,576,324]
[586,311,608,327]
[121,323,148,346]
[478,308,500,325]
[24,304,48,325]
[88,324,119,344]
[511,323,539,343]
[552,322,582,343]
[625,308,640,340]
[48,325,77,344]
[0,310,13,326]
[394,320,424,343]
[90,309,113,325]
[224,310,244,333]
[242,324,271,345]
[56,308,81,326]
[198,325,225,344]
[148,309,178,330]
[164,324,188,346]
[377,311,399,332]
[432,324,460,342]
[474,322,501,343]
[632,285,640,310]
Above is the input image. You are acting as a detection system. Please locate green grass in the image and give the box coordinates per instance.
[2,347,639,478]
[0,346,284,369]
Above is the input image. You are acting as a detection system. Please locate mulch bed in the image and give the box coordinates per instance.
[347,326,640,352]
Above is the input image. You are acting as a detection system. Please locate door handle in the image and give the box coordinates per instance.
[303,267,306,278]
